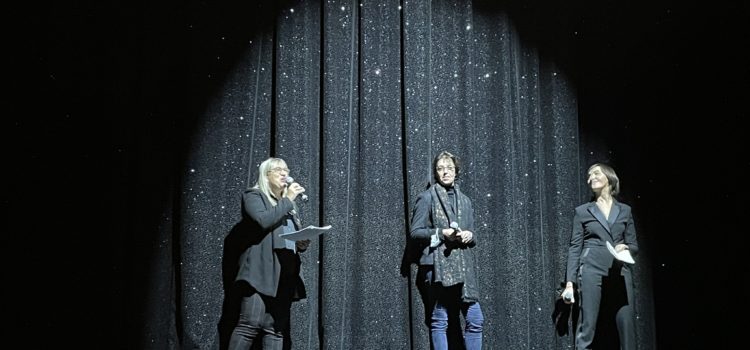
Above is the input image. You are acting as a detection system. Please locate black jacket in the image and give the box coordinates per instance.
[235,189,306,299]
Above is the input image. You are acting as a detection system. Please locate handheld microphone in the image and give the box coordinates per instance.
[449,221,461,232]
[284,176,308,202]
[562,289,575,303]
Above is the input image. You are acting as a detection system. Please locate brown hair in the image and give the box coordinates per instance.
[432,151,460,183]
[588,162,620,197]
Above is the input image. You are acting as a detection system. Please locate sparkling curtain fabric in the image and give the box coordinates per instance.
[134,0,654,349]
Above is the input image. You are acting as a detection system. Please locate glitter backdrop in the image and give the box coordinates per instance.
[14,0,744,348]
[123,0,660,349]
[108,0,685,349]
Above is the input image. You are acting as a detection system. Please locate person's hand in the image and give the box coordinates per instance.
[442,228,458,241]
[296,239,311,252]
[285,183,306,201]
[614,243,628,253]
[457,230,474,244]
[561,284,575,304]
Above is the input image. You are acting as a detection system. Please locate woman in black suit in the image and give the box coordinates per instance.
[561,163,638,350]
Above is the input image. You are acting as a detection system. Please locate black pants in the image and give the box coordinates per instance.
[228,250,297,350]
[576,248,635,350]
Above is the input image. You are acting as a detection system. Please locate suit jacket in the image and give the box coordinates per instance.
[565,200,638,284]
[235,188,306,299]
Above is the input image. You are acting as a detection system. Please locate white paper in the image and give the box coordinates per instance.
[606,241,635,264]
[279,225,331,241]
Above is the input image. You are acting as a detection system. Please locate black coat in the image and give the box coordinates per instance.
[235,188,306,299]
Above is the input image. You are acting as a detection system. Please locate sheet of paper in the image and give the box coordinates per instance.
[606,241,635,264]
[279,225,332,241]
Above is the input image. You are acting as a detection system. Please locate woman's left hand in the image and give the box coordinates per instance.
[296,239,311,251]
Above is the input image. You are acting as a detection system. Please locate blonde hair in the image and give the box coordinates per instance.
[253,157,288,205]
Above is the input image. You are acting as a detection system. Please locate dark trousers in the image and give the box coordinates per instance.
[576,248,635,350]
[227,292,290,350]
[228,251,297,350]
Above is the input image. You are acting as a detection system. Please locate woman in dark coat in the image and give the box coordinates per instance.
[228,157,310,350]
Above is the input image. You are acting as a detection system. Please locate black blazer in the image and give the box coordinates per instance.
[565,200,638,283]
[235,189,306,299]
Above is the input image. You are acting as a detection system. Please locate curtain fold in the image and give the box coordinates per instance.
[139,1,655,349]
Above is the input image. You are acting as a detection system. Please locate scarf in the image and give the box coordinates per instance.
[430,184,479,302]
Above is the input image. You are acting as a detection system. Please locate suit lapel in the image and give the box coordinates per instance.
[608,201,621,227]
[587,203,612,235]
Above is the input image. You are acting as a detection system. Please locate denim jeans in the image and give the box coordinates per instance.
[430,284,484,350]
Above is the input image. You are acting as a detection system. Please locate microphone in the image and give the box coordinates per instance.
[562,289,575,303]
[450,221,461,232]
[284,176,308,202]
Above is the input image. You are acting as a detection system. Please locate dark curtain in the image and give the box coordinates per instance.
[12,0,745,348]
[123,0,657,349]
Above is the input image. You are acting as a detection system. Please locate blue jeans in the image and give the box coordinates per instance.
[431,285,484,350]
